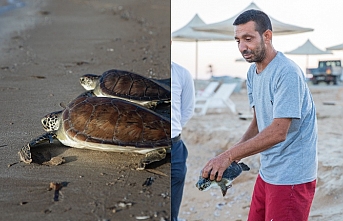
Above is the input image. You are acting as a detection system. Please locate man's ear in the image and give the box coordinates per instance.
[263,29,273,43]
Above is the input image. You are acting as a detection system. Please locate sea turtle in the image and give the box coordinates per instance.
[195,162,250,196]
[79,69,171,108]
[18,95,171,169]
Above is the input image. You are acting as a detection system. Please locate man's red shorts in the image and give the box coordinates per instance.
[248,174,316,221]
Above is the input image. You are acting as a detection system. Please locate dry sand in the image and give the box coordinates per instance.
[0,0,170,220]
[180,85,343,221]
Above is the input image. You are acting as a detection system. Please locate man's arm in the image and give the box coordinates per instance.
[202,117,292,181]
[229,117,291,161]
[236,108,259,145]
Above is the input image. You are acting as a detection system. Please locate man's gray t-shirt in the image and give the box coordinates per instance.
[247,52,318,185]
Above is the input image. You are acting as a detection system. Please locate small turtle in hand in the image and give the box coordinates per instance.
[196,162,250,196]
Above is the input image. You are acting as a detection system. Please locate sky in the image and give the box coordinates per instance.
[171,0,343,79]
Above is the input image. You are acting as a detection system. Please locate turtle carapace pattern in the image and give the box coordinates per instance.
[19,96,171,169]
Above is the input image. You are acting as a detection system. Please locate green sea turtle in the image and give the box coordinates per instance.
[18,95,171,169]
[79,69,171,108]
[195,162,250,196]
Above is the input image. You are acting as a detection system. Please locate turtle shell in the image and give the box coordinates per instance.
[99,69,170,101]
[62,96,171,148]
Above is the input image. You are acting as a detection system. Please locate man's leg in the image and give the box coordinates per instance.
[248,174,266,221]
[171,140,188,221]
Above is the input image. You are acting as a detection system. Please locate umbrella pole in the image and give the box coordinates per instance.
[194,40,198,91]
[195,40,198,81]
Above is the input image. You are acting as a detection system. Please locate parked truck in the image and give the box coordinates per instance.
[306,60,342,85]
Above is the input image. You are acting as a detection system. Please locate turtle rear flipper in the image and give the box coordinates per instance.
[18,132,57,164]
[154,78,171,88]
[238,162,250,171]
[137,148,167,170]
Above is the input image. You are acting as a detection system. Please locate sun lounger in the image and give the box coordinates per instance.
[194,83,236,115]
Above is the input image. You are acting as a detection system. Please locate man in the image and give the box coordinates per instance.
[171,61,195,221]
[201,10,317,221]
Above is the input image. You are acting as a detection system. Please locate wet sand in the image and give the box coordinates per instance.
[180,85,343,221]
[0,0,170,220]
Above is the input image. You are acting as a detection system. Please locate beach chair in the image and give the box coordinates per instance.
[196,81,220,98]
[194,83,237,115]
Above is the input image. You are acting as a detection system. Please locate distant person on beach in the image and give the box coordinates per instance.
[201,9,317,221]
[171,62,195,221]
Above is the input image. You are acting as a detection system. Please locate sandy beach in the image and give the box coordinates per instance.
[0,0,170,220]
[1,1,343,221]
[179,84,343,221]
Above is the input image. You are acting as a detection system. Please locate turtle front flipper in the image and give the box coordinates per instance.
[19,143,32,163]
[76,91,96,99]
[218,181,232,197]
[18,132,57,164]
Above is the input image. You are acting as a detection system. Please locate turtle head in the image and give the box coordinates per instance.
[41,111,62,132]
[80,74,100,90]
[195,176,213,191]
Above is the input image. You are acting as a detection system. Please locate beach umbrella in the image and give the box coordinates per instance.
[193,2,313,36]
[326,43,343,51]
[172,14,234,80]
[235,57,246,62]
[285,39,332,68]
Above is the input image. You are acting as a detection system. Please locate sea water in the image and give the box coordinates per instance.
[0,0,25,15]
[0,0,40,51]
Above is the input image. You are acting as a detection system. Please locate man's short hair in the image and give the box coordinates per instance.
[233,9,272,35]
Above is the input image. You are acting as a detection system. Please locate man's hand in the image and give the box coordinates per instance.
[201,151,232,182]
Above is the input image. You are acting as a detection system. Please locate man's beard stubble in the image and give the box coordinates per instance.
[242,40,266,63]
